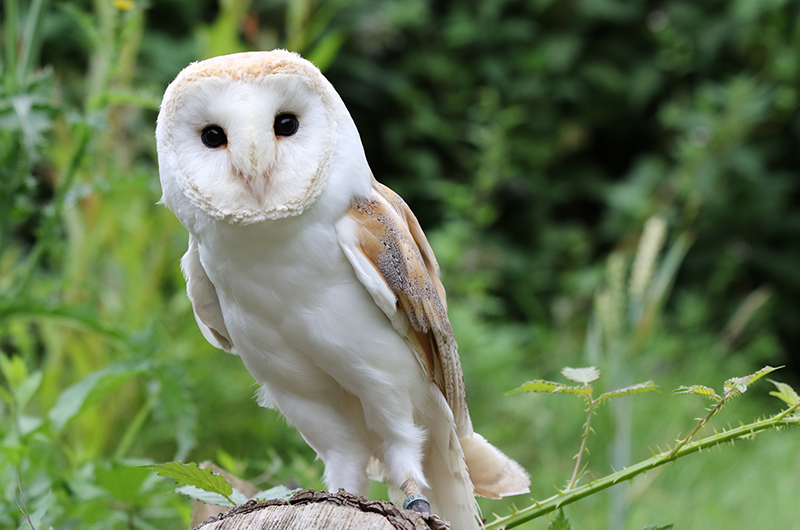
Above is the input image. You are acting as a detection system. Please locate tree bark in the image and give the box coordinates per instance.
[192,489,449,530]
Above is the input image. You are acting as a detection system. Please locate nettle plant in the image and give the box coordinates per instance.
[486,365,799,529]
[148,364,800,529]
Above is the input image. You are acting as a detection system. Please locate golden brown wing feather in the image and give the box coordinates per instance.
[346,179,471,436]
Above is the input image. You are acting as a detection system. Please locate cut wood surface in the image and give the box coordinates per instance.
[193,489,449,530]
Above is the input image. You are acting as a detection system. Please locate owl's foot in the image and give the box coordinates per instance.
[403,493,431,515]
[401,478,431,515]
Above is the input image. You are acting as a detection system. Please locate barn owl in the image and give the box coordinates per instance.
[156,50,529,529]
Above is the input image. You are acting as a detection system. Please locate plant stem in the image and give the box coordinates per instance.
[667,398,724,459]
[567,399,595,489]
[4,0,19,94]
[486,404,799,529]
[113,386,158,460]
[19,0,48,81]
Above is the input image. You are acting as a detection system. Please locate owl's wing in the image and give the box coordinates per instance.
[336,178,471,437]
[181,235,236,353]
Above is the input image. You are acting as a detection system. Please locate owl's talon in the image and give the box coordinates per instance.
[403,493,431,515]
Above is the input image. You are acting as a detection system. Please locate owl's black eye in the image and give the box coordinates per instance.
[274,114,299,137]
[201,125,227,148]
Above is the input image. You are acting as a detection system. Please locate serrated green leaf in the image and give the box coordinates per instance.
[507,380,593,396]
[251,485,301,502]
[673,385,722,401]
[547,509,571,530]
[642,525,673,530]
[562,366,600,384]
[724,378,748,395]
[769,380,800,406]
[176,485,249,507]
[231,487,249,504]
[507,380,564,393]
[145,461,233,501]
[176,485,234,508]
[723,365,782,398]
[596,381,658,405]
[554,385,594,396]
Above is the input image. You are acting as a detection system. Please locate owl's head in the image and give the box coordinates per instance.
[156,50,368,226]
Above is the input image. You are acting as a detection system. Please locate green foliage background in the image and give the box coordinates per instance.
[1,0,798,528]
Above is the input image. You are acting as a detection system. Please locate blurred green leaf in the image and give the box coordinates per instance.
[548,509,571,530]
[216,447,248,479]
[673,385,722,401]
[769,381,800,407]
[94,463,152,504]
[18,414,44,435]
[0,385,12,405]
[14,369,42,410]
[47,359,154,432]
[307,29,345,71]
[508,380,593,397]
[198,0,251,58]
[0,354,27,396]
[88,89,161,111]
[596,381,658,406]
[251,485,301,502]
[58,3,104,52]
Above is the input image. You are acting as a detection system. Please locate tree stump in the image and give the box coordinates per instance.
[193,489,449,530]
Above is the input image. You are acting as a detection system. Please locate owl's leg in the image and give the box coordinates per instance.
[357,388,429,497]
[274,390,371,495]
[401,477,431,515]
[320,443,371,495]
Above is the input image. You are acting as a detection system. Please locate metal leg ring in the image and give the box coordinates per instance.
[403,493,431,514]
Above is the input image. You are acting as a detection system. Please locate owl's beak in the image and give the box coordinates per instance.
[229,131,274,206]
[245,175,269,205]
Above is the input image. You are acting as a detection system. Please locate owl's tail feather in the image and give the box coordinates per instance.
[386,388,530,529]
[417,418,483,530]
[460,432,531,499]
